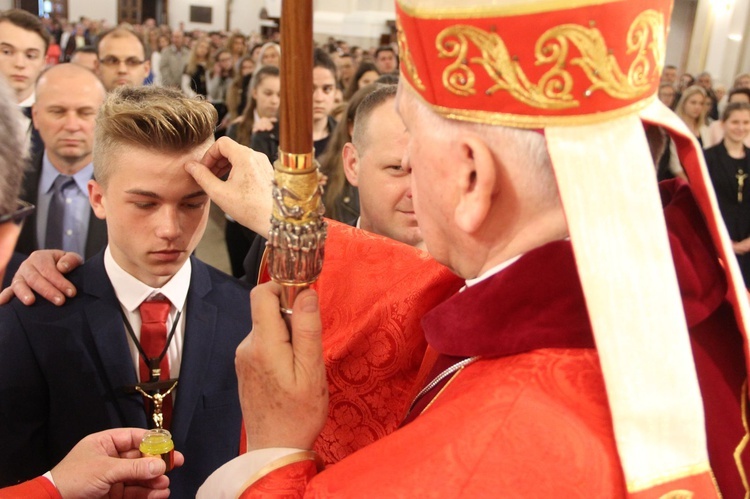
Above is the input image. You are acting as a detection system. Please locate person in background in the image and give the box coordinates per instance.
[207,47,234,137]
[248,42,263,64]
[70,45,98,72]
[661,64,678,87]
[697,71,719,121]
[373,45,398,74]
[676,72,695,102]
[341,84,422,248]
[705,101,750,287]
[256,42,280,68]
[150,33,169,86]
[0,9,50,155]
[706,88,750,149]
[181,36,210,98]
[251,48,336,165]
[225,65,280,278]
[663,85,709,180]
[343,61,379,101]
[159,30,188,89]
[14,63,107,263]
[227,65,280,146]
[224,54,255,127]
[658,82,677,110]
[62,23,90,62]
[318,83,379,225]
[226,33,246,68]
[96,27,150,92]
[336,52,355,90]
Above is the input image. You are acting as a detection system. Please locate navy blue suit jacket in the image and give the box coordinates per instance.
[0,252,252,497]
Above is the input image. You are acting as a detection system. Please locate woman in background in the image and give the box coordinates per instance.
[182,37,211,98]
[226,33,247,67]
[705,102,750,287]
[257,42,281,68]
[343,62,379,101]
[661,85,710,180]
[224,65,281,277]
[227,65,281,145]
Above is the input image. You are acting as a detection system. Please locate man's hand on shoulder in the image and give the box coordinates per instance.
[0,250,82,306]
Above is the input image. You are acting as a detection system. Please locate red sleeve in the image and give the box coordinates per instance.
[239,461,317,498]
[0,477,62,499]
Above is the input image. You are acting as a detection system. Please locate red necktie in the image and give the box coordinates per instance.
[139,299,173,429]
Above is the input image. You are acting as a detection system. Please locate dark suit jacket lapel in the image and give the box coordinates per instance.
[82,252,148,428]
[171,256,217,444]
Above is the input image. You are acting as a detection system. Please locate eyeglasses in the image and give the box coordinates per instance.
[99,56,146,67]
[0,200,35,226]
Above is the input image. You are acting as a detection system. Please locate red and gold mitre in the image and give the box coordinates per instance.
[397,1,750,498]
[396,0,670,127]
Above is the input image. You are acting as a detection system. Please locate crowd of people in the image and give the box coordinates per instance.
[658,66,750,287]
[0,1,748,497]
[0,8,405,279]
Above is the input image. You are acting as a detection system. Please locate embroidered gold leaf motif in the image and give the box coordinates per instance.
[435,9,664,109]
[397,17,426,91]
[627,9,666,88]
[658,491,694,499]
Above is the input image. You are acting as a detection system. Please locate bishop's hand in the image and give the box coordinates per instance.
[236,282,328,451]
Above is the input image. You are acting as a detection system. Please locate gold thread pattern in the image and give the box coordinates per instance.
[402,75,657,128]
[397,17,425,91]
[432,9,664,109]
[733,379,749,498]
[626,462,714,493]
[658,491,694,499]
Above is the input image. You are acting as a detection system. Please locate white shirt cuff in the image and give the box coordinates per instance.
[197,448,303,499]
[42,470,56,488]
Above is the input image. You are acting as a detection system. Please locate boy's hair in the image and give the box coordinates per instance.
[93,86,217,185]
[0,9,51,52]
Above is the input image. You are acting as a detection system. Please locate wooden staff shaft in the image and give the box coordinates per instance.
[279,0,313,156]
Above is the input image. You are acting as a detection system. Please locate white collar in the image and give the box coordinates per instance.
[464,255,522,288]
[18,93,35,108]
[103,246,191,312]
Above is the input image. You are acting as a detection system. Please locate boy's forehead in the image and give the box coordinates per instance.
[0,21,46,48]
[106,144,207,179]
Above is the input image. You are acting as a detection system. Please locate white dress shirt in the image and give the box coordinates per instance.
[103,246,191,384]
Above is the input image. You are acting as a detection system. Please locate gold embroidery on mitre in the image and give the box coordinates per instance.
[658,491,694,499]
[397,17,426,91]
[434,9,665,109]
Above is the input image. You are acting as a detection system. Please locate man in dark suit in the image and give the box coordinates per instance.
[0,85,251,498]
[15,63,107,260]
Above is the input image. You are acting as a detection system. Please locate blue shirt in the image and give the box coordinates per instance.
[37,153,94,256]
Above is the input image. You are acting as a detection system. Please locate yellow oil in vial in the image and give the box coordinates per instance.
[139,428,175,472]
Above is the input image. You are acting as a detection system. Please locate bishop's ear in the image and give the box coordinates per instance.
[454,135,496,234]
